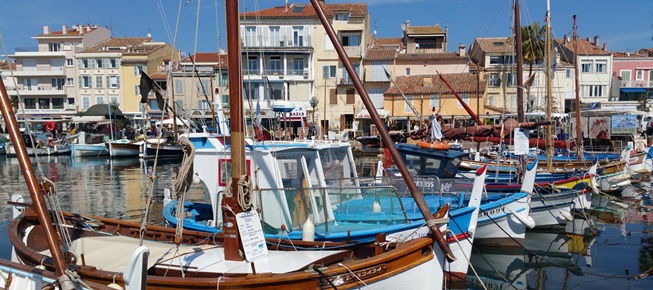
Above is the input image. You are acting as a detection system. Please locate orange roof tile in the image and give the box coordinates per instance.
[365,49,395,60]
[182,52,228,65]
[405,24,446,35]
[396,52,465,61]
[556,37,612,55]
[385,73,483,95]
[79,37,153,53]
[474,37,513,54]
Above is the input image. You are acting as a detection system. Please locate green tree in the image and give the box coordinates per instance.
[9,95,18,111]
[520,22,546,112]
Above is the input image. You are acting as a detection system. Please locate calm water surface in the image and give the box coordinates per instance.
[0,154,652,289]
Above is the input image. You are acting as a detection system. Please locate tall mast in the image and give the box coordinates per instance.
[545,0,553,171]
[515,0,527,176]
[223,0,245,261]
[573,15,582,161]
[309,0,455,261]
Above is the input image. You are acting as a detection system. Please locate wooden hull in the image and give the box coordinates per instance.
[9,209,446,290]
[108,142,142,157]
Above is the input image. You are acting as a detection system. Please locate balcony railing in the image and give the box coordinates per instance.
[343,46,361,57]
[622,80,653,88]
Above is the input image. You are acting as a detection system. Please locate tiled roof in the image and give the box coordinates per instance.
[240,3,367,18]
[474,37,513,54]
[396,52,465,60]
[0,60,16,70]
[385,73,483,95]
[151,73,168,80]
[79,37,153,53]
[182,52,228,65]
[365,49,395,60]
[611,51,647,58]
[405,24,446,35]
[638,48,653,56]
[370,37,403,49]
[556,37,612,55]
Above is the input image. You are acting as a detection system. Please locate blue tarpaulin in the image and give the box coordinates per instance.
[620,88,647,93]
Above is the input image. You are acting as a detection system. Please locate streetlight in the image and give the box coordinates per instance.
[310,96,319,137]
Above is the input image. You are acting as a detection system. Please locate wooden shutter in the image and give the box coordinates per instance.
[329,88,337,104]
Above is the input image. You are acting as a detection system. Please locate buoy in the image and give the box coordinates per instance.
[302,215,314,242]
[372,200,381,213]
[192,173,201,184]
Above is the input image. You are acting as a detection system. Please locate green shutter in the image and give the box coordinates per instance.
[116,76,120,88]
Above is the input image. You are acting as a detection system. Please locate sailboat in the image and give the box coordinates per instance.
[2,1,461,289]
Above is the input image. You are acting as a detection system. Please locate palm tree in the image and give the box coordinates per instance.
[520,22,545,111]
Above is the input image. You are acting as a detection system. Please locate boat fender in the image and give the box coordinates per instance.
[302,215,315,242]
[372,200,381,213]
[46,138,55,147]
[510,210,536,229]
[561,211,574,222]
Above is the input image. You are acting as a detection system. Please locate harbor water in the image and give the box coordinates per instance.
[0,155,652,289]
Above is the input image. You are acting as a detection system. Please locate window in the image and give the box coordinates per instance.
[24,78,38,90]
[24,98,36,109]
[96,59,104,68]
[329,88,337,104]
[458,94,469,108]
[110,96,119,105]
[488,73,500,87]
[220,72,229,87]
[78,59,90,69]
[595,61,606,73]
[324,34,334,51]
[245,26,257,46]
[82,96,90,109]
[198,79,209,94]
[135,85,140,96]
[149,100,160,111]
[565,69,571,78]
[293,26,304,47]
[292,58,304,75]
[636,69,644,80]
[175,79,183,94]
[38,98,50,109]
[134,65,144,76]
[96,96,104,105]
[109,58,119,68]
[269,26,281,46]
[48,43,61,52]
[406,68,411,76]
[50,59,64,71]
[404,95,414,113]
[67,78,74,86]
[621,70,631,86]
[334,13,349,21]
[269,57,281,74]
[51,78,65,90]
[95,76,103,88]
[489,55,514,64]
[507,73,517,86]
[341,63,360,83]
[23,59,36,71]
[66,59,73,67]
[593,85,603,97]
[198,100,211,110]
[79,76,92,88]
[581,62,592,73]
[372,62,388,81]
[322,65,336,78]
[369,89,384,108]
[107,76,120,88]
[52,98,64,109]
[346,89,355,104]
[341,33,360,47]
[430,95,440,108]
[247,56,258,74]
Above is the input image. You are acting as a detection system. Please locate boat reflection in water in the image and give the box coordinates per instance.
[466,217,600,289]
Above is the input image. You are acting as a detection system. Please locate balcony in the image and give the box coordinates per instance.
[622,80,653,88]
[343,46,361,57]
[10,68,66,77]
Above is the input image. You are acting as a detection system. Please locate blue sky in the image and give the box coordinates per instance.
[0,0,651,57]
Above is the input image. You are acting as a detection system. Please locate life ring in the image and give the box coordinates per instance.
[416,140,451,150]
[46,138,55,147]
[44,122,56,132]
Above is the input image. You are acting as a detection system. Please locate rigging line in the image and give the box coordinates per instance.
[156,0,175,44]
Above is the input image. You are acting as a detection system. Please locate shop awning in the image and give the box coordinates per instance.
[620,88,647,93]
[355,109,390,119]
[71,115,106,123]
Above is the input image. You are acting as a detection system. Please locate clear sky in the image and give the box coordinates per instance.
[0,0,651,57]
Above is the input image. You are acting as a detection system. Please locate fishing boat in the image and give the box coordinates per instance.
[141,138,184,159]
[107,138,143,158]
[2,1,457,289]
[5,133,71,157]
[70,131,109,157]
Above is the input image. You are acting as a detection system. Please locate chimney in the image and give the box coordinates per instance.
[586,36,590,42]
[563,34,568,45]
[43,26,50,34]
[62,25,67,34]
[284,0,288,12]
[405,20,410,29]
[603,43,607,50]
[458,44,466,57]
[593,36,599,46]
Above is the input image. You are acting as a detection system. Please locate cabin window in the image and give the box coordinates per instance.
[218,159,251,186]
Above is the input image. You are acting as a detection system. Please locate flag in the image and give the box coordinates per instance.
[382,65,391,80]
[430,115,443,141]
[139,69,166,111]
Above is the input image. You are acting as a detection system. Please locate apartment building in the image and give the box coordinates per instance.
[173,52,228,121]
[6,24,110,120]
[556,36,612,104]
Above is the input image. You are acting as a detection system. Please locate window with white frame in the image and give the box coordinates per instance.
[23,59,36,71]
[107,75,120,88]
[245,26,257,46]
[82,96,90,109]
[593,85,603,97]
[96,96,104,105]
[430,95,440,108]
[372,63,388,81]
[293,58,304,75]
[507,73,517,86]
[95,76,103,88]
[175,79,183,94]
[369,89,384,108]
[581,62,592,73]
[324,34,334,51]
[66,59,73,67]
[96,59,103,68]
[78,59,90,69]
[565,69,571,78]
[48,43,61,52]
[406,68,411,76]
[293,26,304,47]
[322,65,336,78]
[488,73,500,86]
[50,59,64,71]
[134,65,144,76]
[595,61,606,73]
[110,96,118,105]
[636,69,644,80]
[269,57,281,74]
[134,85,140,96]
[79,76,92,88]
[109,58,119,68]
[458,94,469,108]
[341,32,361,47]
[67,78,74,86]
[405,95,414,113]
[247,56,258,74]
[334,13,349,21]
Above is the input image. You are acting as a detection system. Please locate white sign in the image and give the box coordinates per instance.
[235,211,268,261]
[513,128,530,155]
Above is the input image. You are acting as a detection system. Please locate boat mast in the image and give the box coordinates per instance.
[515,0,527,176]
[573,15,582,161]
[223,0,245,261]
[309,0,455,261]
[0,75,69,276]
[545,0,553,171]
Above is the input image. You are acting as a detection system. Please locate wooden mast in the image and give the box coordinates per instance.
[573,15,582,161]
[223,0,245,261]
[309,0,455,261]
[515,0,527,177]
[545,0,553,171]
[0,73,69,276]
